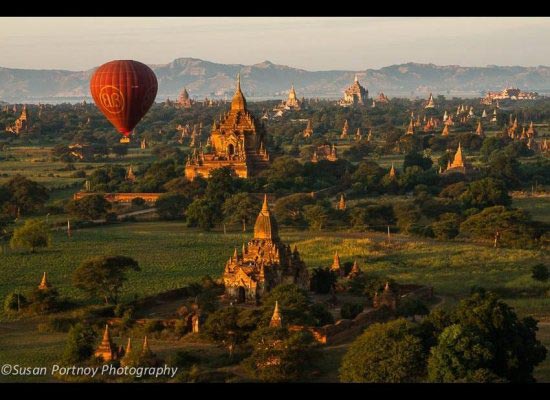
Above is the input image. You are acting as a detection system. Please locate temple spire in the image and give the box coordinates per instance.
[142,336,152,356]
[269,301,283,327]
[389,163,396,179]
[331,251,342,275]
[38,271,51,290]
[262,194,269,213]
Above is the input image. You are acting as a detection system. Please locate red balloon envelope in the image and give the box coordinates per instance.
[90,60,158,142]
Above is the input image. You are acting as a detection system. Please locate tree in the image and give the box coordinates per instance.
[429,292,548,382]
[203,306,251,358]
[261,284,314,326]
[309,267,337,294]
[431,213,460,240]
[396,298,429,321]
[155,193,190,220]
[487,151,522,189]
[28,287,60,314]
[243,327,319,382]
[2,175,49,215]
[222,193,259,229]
[72,256,140,304]
[62,323,97,364]
[185,198,218,230]
[427,324,499,382]
[10,219,51,252]
[459,206,536,248]
[4,292,27,313]
[339,319,427,382]
[403,151,433,171]
[460,178,511,209]
[272,193,315,227]
[531,264,549,282]
[205,167,237,205]
[303,204,329,231]
[66,194,111,221]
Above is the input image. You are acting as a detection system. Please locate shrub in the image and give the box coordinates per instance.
[4,292,27,313]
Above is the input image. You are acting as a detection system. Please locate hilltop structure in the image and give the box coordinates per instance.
[481,87,539,104]
[223,195,309,303]
[339,75,368,107]
[185,75,270,180]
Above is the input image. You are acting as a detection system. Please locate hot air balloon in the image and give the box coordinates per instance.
[90,60,158,143]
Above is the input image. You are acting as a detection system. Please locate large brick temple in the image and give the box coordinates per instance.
[184,74,270,180]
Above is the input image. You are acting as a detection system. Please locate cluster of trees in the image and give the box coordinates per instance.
[201,284,332,381]
[340,291,547,383]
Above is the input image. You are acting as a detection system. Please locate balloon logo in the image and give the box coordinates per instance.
[99,86,125,115]
[90,60,158,142]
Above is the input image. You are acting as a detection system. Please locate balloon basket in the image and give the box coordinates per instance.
[120,137,130,144]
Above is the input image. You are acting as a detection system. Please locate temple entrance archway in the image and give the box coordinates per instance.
[227,143,235,156]
[237,286,245,303]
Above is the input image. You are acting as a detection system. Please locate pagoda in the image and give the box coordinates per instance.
[425,93,436,109]
[223,195,309,303]
[444,143,468,174]
[38,272,51,290]
[185,75,270,180]
[475,121,484,137]
[177,87,192,108]
[339,75,368,107]
[441,124,450,136]
[5,105,29,135]
[389,163,397,180]
[355,127,362,141]
[330,251,343,277]
[406,119,415,135]
[348,260,362,279]
[94,325,118,362]
[303,119,314,138]
[276,84,301,111]
[337,194,346,210]
[341,120,349,139]
[269,301,283,328]
[373,282,398,310]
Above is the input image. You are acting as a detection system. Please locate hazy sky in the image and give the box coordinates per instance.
[1,17,549,71]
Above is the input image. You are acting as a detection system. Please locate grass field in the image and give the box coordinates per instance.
[513,196,550,223]
[0,222,547,317]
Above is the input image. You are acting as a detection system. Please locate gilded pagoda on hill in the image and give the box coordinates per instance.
[339,75,368,107]
[274,84,302,111]
[223,195,309,303]
[185,75,270,180]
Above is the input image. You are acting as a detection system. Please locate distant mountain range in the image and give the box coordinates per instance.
[1,58,550,103]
